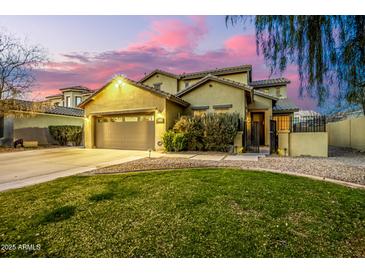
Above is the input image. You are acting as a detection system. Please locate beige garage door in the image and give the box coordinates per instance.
[95,113,155,150]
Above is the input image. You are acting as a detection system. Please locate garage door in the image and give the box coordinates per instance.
[95,113,155,150]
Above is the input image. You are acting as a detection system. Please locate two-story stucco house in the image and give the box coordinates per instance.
[79,65,299,152]
[45,86,94,108]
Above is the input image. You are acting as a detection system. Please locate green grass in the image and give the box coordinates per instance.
[0,168,364,258]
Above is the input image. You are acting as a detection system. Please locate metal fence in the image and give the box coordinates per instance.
[0,115,4,138]
[273,115,326,132]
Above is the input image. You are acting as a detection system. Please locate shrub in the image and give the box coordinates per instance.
[172,133,188,152]
[172,112,240,152]
[204,113,239,151]
[49,125,83,146]
[162,130,175,152]
[174,115,204,151]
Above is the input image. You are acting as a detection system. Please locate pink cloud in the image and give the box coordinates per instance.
[224,35,256,57]
[31,17,316,111]
[132,16,207,51]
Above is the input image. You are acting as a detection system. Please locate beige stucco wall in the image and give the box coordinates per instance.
[277,131,290,156]
[83,80,169,151]
[179,80,246,118]
[142,73,178,95]
[165,100,184,130]
[247,95,273,146]
[256,86,287,98]
[289,132,328,157]
[217,72,248,84]
[11,112,83,145]
[327,116,365,151]
[177,78,200,92]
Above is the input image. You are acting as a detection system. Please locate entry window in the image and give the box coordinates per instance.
[75,96,82,106]
[65,96,71,107]
[273,115,291,131]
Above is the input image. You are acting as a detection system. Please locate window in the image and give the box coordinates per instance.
[0,115,4,138]
[65,96,71,107]
[54,102,60,107]
[276,87,281,97]
[124,116,139,122]
[75,96,82,106]
[184,81,189,88]
[153,83,162,90]
[273,115,291,131]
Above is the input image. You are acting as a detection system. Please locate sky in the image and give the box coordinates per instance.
[0,15,318,110]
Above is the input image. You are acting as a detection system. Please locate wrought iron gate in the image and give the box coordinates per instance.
[270,119,278,154]
[244,121,260,153]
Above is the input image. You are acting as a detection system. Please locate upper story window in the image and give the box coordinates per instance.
[184,81,189,88]
[75,96,82,106]
[65,96,71,107]
[276,87,281,97]
[153,83,162,90]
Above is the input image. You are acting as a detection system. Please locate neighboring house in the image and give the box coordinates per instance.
[45,86,94,108]
[0,100,84,146]
[79,65,300,152]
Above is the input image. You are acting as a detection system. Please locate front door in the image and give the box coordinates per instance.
[251,112,265,146]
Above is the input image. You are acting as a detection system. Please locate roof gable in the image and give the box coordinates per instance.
[180,65,252,80]
[176,74,253,103]
[79,76,189,108]
[250,78,290,88]
[139,69,179,83]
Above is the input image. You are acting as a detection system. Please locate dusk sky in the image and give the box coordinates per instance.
[0,16,318,110]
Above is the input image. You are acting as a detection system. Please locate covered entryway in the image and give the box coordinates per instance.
[95,113,155,150]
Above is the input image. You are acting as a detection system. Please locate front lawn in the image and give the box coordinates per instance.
[0,169,364,257]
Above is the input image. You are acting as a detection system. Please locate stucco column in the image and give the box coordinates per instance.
[84,115,96,148]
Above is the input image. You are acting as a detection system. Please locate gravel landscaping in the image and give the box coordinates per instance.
[88,146,365,185]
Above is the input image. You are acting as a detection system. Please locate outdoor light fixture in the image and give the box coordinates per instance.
[114,77,126,88]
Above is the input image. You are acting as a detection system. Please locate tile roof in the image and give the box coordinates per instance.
[250,78,290,88]
[139,65,252,82]
[79,76,189,108]
[45,106,84,117]
[2,99,84,117]
[272,98,299,113]
[254,90,279,101]
[176,74,253,98]
[59,85,92,93]
[139,69,180,82]
[180,65,252,80]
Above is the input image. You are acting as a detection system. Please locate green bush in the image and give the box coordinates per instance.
[172,133,188,152]
[49,126,83,146]
[172,113,240,152]
[204,113,239,151]
[162,130,175,152]
[174,115,204,151]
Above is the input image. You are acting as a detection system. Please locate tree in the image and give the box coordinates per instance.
[0,31,47,114]
[346,83,365,115]
[226,16,365,113]
[0,31,46,100]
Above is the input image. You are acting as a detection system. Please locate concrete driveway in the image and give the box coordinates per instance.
[0,147,157,192]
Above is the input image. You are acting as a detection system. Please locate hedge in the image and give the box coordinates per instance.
[163,112,240,152]
[49,125,83,146]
